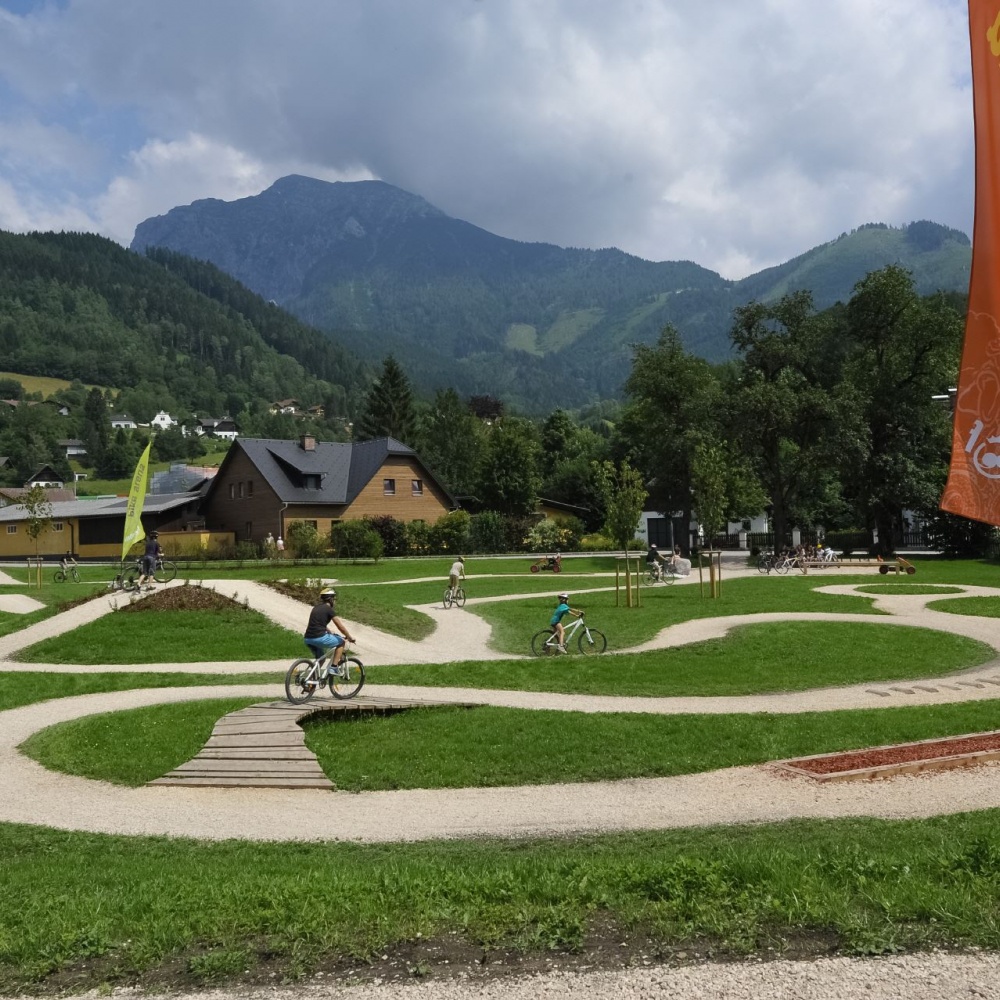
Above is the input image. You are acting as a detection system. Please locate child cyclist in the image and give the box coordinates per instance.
[550,592,582,653]
[303,587,356,673]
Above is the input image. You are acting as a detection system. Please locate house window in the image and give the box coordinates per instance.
[228,484,235,500]
[238,482,245,499]
[248,480,254,498]
[245,521,253,540]
[383,478,396,495]
[6,525,15,534]
[411,479,423,496]
[304,474,320,489]
[53,522,64,532]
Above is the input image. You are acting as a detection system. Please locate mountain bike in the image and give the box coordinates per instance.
[53,565,80,583]
[531,613,606,655]
[644,562,677,585]
[118,555,178,589]
[443,585,466,608]
[285,646,365,703]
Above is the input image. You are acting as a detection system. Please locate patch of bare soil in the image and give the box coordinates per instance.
[265,579,317,604]
[788,731,1000,775]
[116,585,254,613]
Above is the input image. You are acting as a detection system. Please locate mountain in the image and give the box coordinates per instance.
[0,229,367,419]
[131,175,972,409]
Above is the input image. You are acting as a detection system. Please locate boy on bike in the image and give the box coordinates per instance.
[646,543,665,580]
[304,587,356,673]
[550,592,581,653]
[137,531,161,590]
[448,556,465,593]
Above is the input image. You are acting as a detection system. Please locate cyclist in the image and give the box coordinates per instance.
[304,587,356,673]
[549,591,582,653]
[59,550,78,574]
[645,543,665,581]
[448,556,466,595]
[137,531,161,590]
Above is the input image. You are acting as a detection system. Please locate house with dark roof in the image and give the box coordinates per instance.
[200,435,454,543]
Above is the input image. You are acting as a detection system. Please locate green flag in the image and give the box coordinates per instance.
[121,439,152,563]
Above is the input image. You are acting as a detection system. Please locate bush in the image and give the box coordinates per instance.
[429,510,471,554]
[363,515,409,557]
[579,533,613,551]
[525,518,576,552]
[330,520,383,561]
[286,521,329,559]
[405,519,431,555]
[470,511,507,554]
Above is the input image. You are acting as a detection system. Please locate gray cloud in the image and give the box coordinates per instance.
[0,0,975,277]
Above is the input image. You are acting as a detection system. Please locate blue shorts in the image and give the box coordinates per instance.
[305,634,344,656]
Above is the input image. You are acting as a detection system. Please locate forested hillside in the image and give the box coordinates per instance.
[0,231,367,420]
[131,175,972,410]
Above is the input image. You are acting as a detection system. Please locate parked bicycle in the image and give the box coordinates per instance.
[285,646,365,702]
[531,612,606,655]
[443,584,466,608]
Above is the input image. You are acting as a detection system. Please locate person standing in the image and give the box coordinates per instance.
[276,535,285,557]
[137,531,162,590]
[264,531,275,555]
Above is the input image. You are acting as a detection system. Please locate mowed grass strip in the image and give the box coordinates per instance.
[28,696,1000,790]
[20,698,264,786]
[5,813,1000,991]
[928,596,1000,618]
[472,577,884,655]
[0,671,281,713]
[15,607,300,663]
[367,621,992,696]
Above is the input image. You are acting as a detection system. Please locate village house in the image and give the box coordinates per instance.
[199,435,454,544]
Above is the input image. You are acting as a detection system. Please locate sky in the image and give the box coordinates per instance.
[0,0,976,279]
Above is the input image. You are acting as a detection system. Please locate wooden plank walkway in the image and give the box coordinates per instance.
[149,696,455,790]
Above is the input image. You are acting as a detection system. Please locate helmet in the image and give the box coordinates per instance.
[557,592,569,601]
[459,556,465,563]
[319,587,336,601]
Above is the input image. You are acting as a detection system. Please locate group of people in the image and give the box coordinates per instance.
[645,543,691,580]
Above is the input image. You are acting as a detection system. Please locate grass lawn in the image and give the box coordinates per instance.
[28,694,1000,791]
[929,596,1000,617]
[15,606,301,663]
[4,812,1000,991]
[366,621,993,696]
[855,584,965,595]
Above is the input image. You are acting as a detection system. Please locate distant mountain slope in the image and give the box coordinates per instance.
[0,230,367,417]
[132,175,971,408]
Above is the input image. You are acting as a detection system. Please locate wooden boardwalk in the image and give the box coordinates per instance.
[148,696,449,790]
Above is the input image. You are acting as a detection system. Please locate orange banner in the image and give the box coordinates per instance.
[941,2,1000,523]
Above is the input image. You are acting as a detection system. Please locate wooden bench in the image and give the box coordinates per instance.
[148,696,467,790]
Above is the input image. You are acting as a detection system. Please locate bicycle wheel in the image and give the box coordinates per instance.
[644,569,658,585]
[123,570,141,593]
[285,658,319,703]
[530,564,540,573]
[757,557,770,575]
[443,588,453,609]
[156,559,177,583]
[53,570,65,583]
[662,570,677,585]
[578,628,607,654]
[70,568,80,583]
[531,628,558,656]
[331,656,365,699]
[775,558,790,575]
[454,588,466,608]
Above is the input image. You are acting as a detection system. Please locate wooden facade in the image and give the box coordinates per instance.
[200,437,453,543]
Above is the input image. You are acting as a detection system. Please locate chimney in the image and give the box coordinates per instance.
[300,434,316,452]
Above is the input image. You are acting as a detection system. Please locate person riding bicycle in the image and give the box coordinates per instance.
[304,587,356,673]
[60,550,78,573]
[646,543,666,580]
[549,592,582,653]
[448,556,466,593]
[137,531,162,590]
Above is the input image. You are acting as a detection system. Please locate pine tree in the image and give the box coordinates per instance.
[356,356,417,442]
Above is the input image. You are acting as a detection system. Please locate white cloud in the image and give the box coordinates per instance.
[0,0,976,276]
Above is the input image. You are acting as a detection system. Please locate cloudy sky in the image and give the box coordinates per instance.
[0,0,975,278]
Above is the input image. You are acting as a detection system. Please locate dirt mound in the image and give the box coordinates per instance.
[117,584,252,613]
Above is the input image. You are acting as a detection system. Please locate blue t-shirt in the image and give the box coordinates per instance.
[549,602,571,627]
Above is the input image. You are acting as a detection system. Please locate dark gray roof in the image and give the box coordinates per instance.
[0,492,197,523]
[219,437,423,505]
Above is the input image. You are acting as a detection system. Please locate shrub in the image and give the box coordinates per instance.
[286,521,329,559]
[470,510,507,554]
[579,533,613,551]
[405,519,431,555]
[363,515,409,557]
[330,520,383,561]
[525,518,572,552]
[429,510,471,554]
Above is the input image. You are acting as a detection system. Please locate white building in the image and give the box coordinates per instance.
[150,411,178,431]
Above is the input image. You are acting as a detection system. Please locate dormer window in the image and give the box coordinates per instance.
[304,474,321,490]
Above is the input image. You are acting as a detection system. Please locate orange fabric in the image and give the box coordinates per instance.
[942,2,1000,523]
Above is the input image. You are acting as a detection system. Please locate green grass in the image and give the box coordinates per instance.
[929,596,1000,618]
[5,813,1000,991]
[32,694,1000,791]
[20,698,263,786]
[0,672,279,713]
[471,576,883,655]
[15,607,301,663]
[856,584,965,595]
[366,621,993,696]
